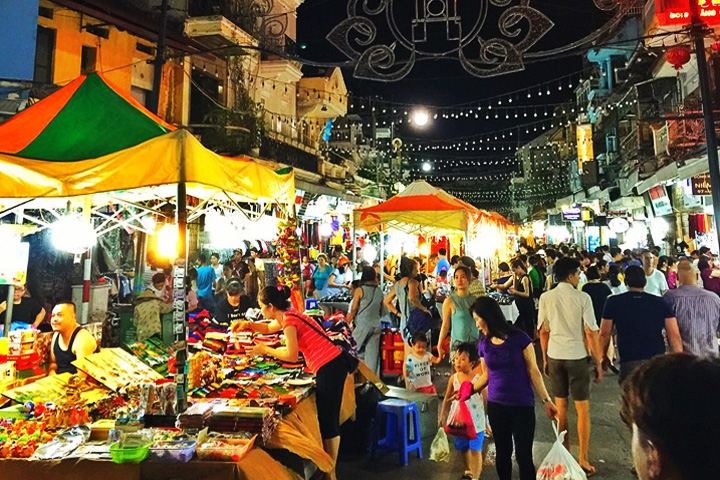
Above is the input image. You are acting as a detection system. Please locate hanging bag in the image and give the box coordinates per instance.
[443,381,477,440]
[288,313,360,373]
[429,428,450,463]
[403,281,433,339]
[536,421,587,480]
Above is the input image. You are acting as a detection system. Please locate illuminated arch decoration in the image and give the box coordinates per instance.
[326,0,628,82]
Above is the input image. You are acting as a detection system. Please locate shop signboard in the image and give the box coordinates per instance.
[691,173,712,195]
[562,206,582,221]
[0,242,29,286]
[609,217,630,233]
[656,0,720,27]
[576,124,594,173]
[649,185,673,216]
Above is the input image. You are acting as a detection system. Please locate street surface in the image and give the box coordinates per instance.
[338,351,633,480]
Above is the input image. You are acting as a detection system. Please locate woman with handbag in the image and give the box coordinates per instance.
[508,259,536,339]
[438,266,479,360]
[347,267,384,375]
[233,286,350,480]
[384,257,432,356]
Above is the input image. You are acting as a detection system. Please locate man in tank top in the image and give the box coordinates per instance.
[49,302,98,375]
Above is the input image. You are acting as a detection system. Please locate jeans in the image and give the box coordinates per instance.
[487,402,536,480]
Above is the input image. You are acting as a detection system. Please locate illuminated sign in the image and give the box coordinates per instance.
[562,206,582,221]
[576,124,594,173]
[656,0,720,27]
[609,217,630,233]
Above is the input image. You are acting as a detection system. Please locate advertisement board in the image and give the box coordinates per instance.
[656,0,720,27]
[649,185,673,216]
[691,173,712,195]
[576,124,594,173]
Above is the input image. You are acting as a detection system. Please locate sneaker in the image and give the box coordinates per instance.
[460,472,473,480]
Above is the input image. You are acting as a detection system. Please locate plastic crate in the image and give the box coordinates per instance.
[149,440,197,463]
[196,435,256,462]
[110,442,150,463]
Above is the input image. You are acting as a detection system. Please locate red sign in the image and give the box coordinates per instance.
[656,0,720,26]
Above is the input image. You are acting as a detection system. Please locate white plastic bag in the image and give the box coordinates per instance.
[429,428,450,463]
[536,422,587,480]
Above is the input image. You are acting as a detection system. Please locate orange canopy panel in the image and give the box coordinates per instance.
[353,181,516,234]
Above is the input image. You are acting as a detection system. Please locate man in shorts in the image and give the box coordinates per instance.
[538,257,604,476]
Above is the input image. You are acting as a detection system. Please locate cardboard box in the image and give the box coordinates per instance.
[385,386,440,439]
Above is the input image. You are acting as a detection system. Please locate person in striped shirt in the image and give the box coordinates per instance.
[663,259,720,357]
[233,286,349,480]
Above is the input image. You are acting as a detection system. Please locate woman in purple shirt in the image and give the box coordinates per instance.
[469,297,558,480]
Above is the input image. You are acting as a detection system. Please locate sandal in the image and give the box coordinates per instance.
[460,474,474,480]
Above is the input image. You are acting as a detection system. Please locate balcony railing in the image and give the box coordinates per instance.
[261,35,296,61]
[188,0,257,35]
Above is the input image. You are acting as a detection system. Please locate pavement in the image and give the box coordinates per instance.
[336,349,634,480]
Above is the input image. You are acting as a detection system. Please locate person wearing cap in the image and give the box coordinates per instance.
[230,249,249,279]
[317,258,351,299]
[215,279,253,326]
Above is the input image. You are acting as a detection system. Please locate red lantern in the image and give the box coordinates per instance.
[666,46,691,71]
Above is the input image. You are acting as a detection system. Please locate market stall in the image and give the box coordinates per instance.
[0,73,366,479]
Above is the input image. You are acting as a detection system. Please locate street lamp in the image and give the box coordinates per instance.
[422,162,432,172]
[412,109,430,127]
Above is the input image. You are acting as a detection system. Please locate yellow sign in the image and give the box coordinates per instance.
[576,124,594,172]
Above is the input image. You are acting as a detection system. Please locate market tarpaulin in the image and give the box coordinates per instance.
[0,72,294,204]
[353,180,516,235]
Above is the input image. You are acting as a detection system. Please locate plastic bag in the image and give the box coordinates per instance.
[444,400,477,440]
[536,422,587,480]
[429,428,450,463]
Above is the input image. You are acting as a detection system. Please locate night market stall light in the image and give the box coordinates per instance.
[51,215,97,254]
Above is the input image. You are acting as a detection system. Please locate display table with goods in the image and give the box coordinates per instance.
[0,314,373,480]
[488,292,520,324]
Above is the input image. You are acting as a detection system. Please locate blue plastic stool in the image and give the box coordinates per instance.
[304,298,319,310]
[371,399,423,465]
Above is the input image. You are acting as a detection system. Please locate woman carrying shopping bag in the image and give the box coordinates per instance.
[469,297,558,480]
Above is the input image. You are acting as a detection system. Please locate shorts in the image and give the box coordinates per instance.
[547,357,591,401]
[416,385,437,395]
[453,432,486,452]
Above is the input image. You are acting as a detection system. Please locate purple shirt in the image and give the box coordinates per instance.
[478,331,535,407]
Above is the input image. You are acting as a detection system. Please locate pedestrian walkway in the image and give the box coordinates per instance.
[338,360,632,480]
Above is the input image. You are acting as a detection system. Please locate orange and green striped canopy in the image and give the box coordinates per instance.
[0,72,175,161]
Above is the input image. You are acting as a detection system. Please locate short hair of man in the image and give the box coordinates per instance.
[438,247,447,256]
[553,257,581,281]
[624,265,647,288]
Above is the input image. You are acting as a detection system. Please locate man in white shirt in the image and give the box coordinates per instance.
[539,257,604,477]
[642,251,668,296]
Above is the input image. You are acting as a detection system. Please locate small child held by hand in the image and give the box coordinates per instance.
[440,342,486,480]
[404,332,440,394]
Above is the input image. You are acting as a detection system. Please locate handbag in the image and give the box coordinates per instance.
[288,313,360,373]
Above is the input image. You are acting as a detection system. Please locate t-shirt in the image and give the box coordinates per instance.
[281,312,341,374]
[0,297,43,325]
[196,265,216,299]
[312,265,334,291]
[602,291,673,362]
[581,282,612,326]
[405,352,433,388]
[435,258,451,275]
[537,282,598,360]
[215,296,253,325]
[701,268,720,297]
[645,269,669,296]
[478,332,534,407]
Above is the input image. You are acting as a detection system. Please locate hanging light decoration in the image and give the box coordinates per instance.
[666,46,691,71]
[51,215,97,254]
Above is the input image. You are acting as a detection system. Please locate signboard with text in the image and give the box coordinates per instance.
[649,185,673,216]
[656,0,720,27]
[576,124,594,173]
[0,243,29,286]
[691,173,712,195]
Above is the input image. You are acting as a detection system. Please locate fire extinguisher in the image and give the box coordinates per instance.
[393,331,404,370]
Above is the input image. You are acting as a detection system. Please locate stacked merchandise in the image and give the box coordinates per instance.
[208,405,276,444]
[176,402,214,430]
[124,338,174,375]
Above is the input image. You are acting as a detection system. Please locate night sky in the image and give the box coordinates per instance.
[295,1,617,207]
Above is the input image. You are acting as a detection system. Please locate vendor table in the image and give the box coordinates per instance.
[0,373,359,480]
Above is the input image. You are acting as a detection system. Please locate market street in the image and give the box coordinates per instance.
[339,358,633,480]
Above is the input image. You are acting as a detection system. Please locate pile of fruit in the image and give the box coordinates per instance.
[0,419,56,458]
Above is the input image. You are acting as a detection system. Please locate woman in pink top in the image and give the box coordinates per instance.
[234,286,348,480]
